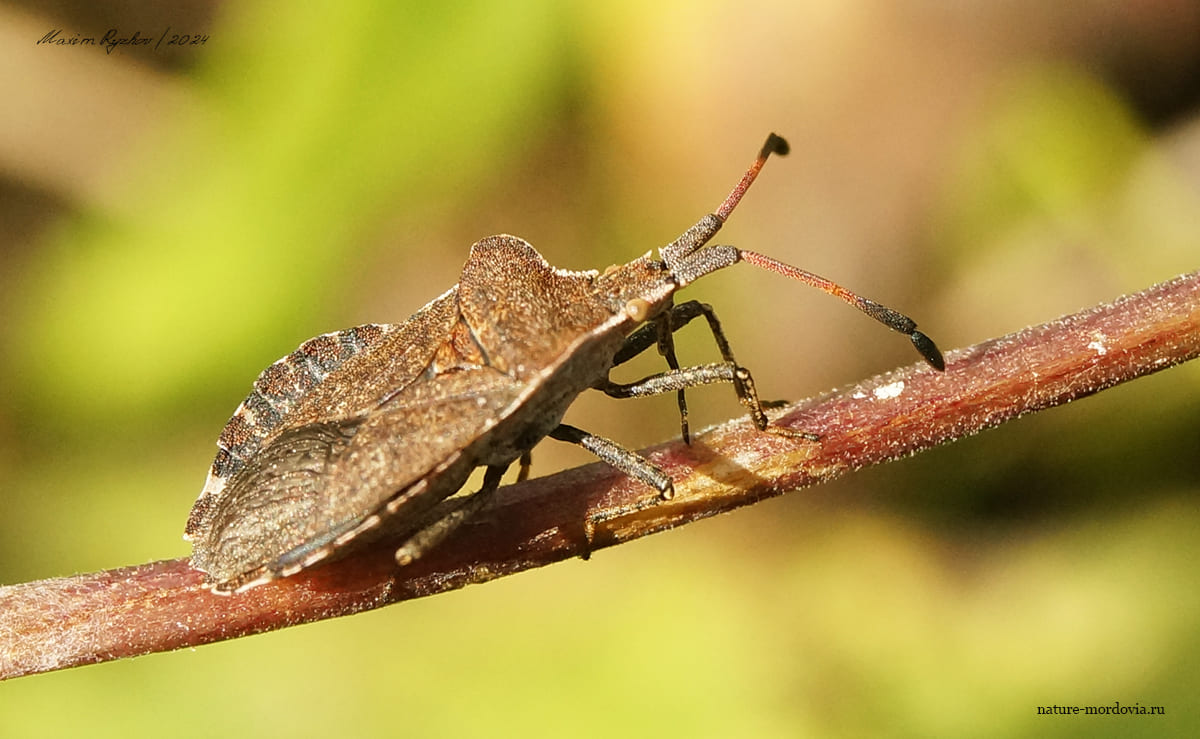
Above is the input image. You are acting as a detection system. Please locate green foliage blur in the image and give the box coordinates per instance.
[1,1,1197,737]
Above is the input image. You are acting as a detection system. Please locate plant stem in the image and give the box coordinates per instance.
[2,270,1197,680]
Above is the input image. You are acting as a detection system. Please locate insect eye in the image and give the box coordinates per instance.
[624,298,652,322]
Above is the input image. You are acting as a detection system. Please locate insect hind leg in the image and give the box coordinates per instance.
[394,464,507,566]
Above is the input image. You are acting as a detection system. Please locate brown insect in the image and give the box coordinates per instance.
[185,134,945,593]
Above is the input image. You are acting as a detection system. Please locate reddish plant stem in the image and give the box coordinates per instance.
[1,271,1198,680]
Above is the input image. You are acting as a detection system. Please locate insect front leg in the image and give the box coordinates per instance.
[600,362,767,430]
[612,301,720,443]
[611,303,691,438]
[605,300,819,442]
[394,464,508,566]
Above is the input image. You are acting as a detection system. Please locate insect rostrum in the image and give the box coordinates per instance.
[185,133,945,594]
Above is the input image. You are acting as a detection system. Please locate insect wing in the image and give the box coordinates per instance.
[188,420,360,587]
[191,363,524,591]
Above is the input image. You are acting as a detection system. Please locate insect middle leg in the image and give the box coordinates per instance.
[606,300,817,442]
[547,423,674,559]
[549,423,673,499]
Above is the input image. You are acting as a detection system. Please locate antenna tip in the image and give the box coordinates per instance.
[910,331,946,371]
[762,133,790,158]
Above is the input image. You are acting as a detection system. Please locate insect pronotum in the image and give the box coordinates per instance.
[185,133,945,593]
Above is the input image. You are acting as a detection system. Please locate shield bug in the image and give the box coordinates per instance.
[185,133,945,593]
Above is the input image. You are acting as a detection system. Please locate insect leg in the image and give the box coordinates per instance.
[517,449,532,482]
[610,302,721,443]
[549,424,674,498]
[394,464,507,566]
[611,307,696,441]
[606,300,819,441]
[671,299,803,426]
[654,309,691,445]
[613,302,708,367]
[549,423,674,560]
[601,360,819,441]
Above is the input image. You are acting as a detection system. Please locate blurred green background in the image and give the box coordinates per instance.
[2,1,1199,736]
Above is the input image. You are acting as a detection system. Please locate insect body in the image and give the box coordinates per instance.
[185,134,945,593]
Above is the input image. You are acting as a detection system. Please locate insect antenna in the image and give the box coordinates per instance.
[663,132,943,370]
[661,133,790,268]
[737,250,946,370]
[715,133,790,223]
